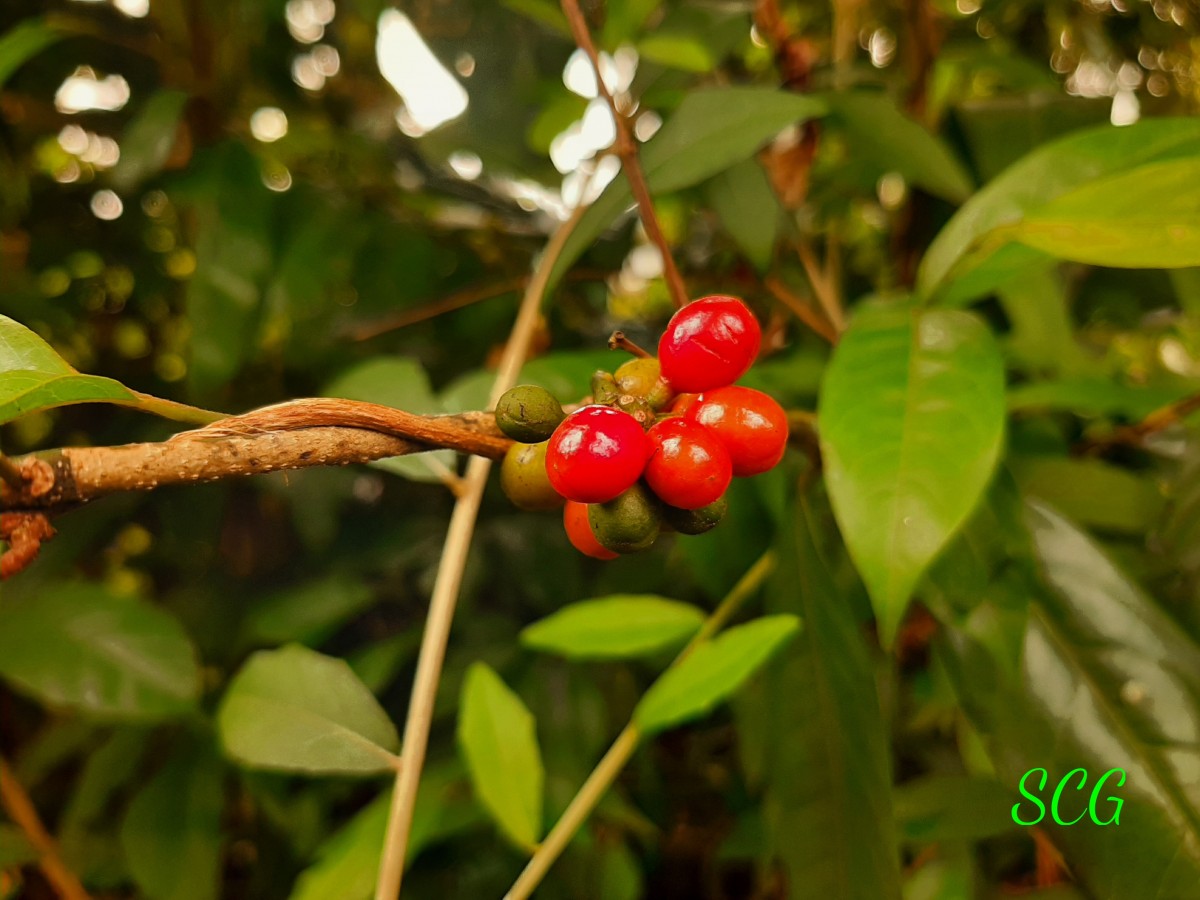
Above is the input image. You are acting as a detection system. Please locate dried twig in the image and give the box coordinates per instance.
[560,0,689,310]
[0,756,92,900]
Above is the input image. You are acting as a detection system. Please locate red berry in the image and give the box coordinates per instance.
[644,418,732,510]
[686,386,788,477]
[668,392,699,415]
[545,405,648,503]
[658,296,762,393]
[563,501,618,560]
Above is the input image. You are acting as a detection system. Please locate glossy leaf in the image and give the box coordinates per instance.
[0,583,200,719]
[819,302,1006,645]
[521,595,704,659]
[458,662,544,849]
[825,92,973,203]
[920,117,1200,302]
[634,615,800,735]
[120,741,224,900]
[551,88,826,286]
[0,19,61,87]
[938,502,1200,897]
[706,159,780,272]
[217,644,400,775]
[755,498,902,899]
[1014,158,1200,268]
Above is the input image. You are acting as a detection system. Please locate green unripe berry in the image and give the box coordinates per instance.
[614,357,673,410]
[500,441,564,511]
[591,370,619,405]
[662,496,727,535]
[495,385,565,443]
[588,482,661,553]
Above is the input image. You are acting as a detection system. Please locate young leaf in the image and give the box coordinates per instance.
[634,615,800,735]
[818,302,1005,645]
[1014,158,1200,268]
[217,644,400,775]
[457,662,544,849]
[521,595,705,659]
[120,741,224,900]
[919,117,1200,302]
[551,87,827,286]
[0,583,200,719]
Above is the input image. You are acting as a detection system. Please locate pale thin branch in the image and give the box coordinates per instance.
[560,0,689,310]
[0,756,92,900]
[374,199,593,900]
[796,238,846,335]
[764,275,838,344]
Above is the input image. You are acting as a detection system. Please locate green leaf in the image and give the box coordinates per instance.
[920,117,1200,302]
[0,19,61,87]
[458,663,544,849]
[938,501,1200,897]
[0,584,200,719]
[1007,377,1184,420]
[111,90,188,191]
[706,159,780,272]
[1014,158,1200,269]
[120,741,224,900]
[634,615,800,735]
[551,88,826,286]
[825,92,973,203]
[893,775,1018,843]
[324,357,453,483]
[240,576,375,647]
[818,302,1006,645]
[217,644,400,775]
[0,824,37,868]
[1011,456,1164,534]
[521,595,705,659]
[636,33,715,73]
[288,762,482,900]
[753,498,902,899]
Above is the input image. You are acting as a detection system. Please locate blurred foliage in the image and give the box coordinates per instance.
[2,0,1200,898]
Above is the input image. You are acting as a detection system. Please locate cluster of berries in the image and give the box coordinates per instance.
[496,296,788,560]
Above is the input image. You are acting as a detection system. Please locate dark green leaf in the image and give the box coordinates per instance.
[240,576,375,647]
[0,583,200,719]
[551,88,826,286]
[521,595,705,659]
[755,498,902,899]
[938,501,1200,898]
[120,741,224,900]
[217,644,400,775]
[706,159,780,272]
[0,18,61,87]
[0,825,37,868]
[819,302,1006,644]
[111,90,189,191]
[458,662,544,849]
[826,92,973,203]
[1011,456,1164,534]
[634,615,800,735]
[893,775,1018,843]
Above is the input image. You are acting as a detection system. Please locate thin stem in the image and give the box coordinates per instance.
[608,331,651,358]
[560,0,689,311]
[796,239,845,335]
[374,200,591,900]
[504,551,777,900]
[0,454,23,491]
[0,756,92,900]
[764,275,838,344]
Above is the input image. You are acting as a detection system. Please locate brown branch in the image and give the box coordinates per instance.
[796,239,846,335]
[1083,391,1200,453]
[560,0,689,311]
[608,331,651,358]
[0,757,92,900]
[0,399,512,514]
[764,275,838,344]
